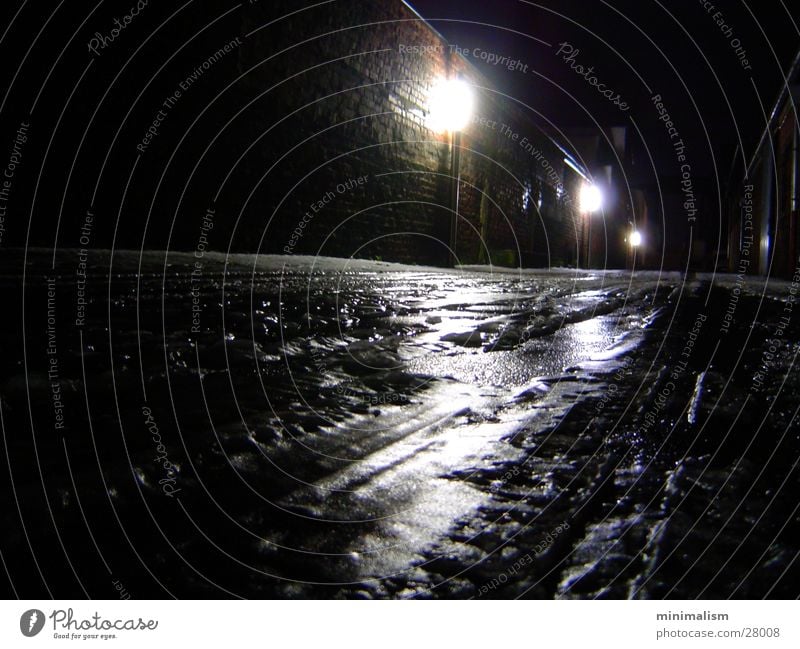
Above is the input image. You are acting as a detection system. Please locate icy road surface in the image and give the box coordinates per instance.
[1,250,798,598]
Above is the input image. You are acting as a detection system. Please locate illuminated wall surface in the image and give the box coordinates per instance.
[231,0,584,266]
[0,0,583,267]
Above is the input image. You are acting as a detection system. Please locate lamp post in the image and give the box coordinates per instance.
[579,182,603,269]
[428,77,473,266]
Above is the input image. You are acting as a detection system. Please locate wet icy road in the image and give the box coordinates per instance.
[1,250,799,598]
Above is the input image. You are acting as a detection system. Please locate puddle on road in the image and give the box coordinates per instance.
[270,314,642,585]
[406,315,622,388]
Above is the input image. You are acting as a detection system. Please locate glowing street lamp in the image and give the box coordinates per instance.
[579,182,603,268]
[625,222,643,270]
[427,78,474,134]
[579,183,603,213]
[428,77,474,266]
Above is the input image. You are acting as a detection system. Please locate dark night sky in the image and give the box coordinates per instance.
[408,0,799,182]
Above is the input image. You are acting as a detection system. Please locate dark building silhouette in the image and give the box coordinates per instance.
[0,0,610,268]
[727,50,800,279]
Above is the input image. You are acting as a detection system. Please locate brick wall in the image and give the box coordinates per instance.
[221,0,583,266]
[11,1,583,266]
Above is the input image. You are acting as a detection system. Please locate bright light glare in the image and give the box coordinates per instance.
[427,78,474,133]
[579,184,603,213]
[630,230,643,247]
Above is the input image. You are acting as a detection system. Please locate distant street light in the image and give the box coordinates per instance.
[579,182,603,268]
[428,77,474,266]
[626,222,643,270]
